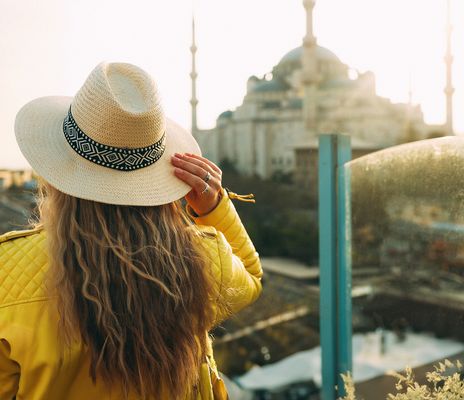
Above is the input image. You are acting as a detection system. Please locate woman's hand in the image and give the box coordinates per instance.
[171,153,223,216]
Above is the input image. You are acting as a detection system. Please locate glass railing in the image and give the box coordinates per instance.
[346,136,464,396]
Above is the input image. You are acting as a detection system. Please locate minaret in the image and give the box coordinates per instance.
[444,0,454,135]
[302,0,319,134]
[190,17,199,135]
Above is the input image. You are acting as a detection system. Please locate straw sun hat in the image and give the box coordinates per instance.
[15,62,201,206]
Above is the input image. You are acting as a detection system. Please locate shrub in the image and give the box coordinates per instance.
[340,360,464,400]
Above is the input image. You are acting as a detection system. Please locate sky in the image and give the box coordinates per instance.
[1,0,463,169]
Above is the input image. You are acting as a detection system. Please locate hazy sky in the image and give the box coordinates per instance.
[1,0,463,168]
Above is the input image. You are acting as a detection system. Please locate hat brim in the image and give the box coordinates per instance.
[15,96,201,206]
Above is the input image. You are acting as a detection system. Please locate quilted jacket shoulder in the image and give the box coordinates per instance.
[0,227,48,308]
[0,226,44,244]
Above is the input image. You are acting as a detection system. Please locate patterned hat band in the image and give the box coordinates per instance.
[62,108,166,171]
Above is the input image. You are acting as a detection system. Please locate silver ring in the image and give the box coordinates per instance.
[204,171,211,183]
[200,184,209,195]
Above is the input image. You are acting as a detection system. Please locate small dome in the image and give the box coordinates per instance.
[218,110,233,119]
[252,78,290,93]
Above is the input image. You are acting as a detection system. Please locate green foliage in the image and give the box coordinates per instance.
[222,169,318,265]
[270,170,294,185]
[218,158,238,175]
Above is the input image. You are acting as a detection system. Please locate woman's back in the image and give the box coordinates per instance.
[1,62,263,399]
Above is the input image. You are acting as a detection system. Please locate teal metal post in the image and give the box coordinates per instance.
[318,134,352,399]
[319,135,337,400]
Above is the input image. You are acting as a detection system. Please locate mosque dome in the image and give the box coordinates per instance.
[247,44,348,95]
[273,44,347,83]
[278,45,341,67]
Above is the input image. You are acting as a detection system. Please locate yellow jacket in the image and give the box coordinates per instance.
[0,190,263,400]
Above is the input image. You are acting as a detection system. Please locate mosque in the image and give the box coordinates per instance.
[190,1,454,187]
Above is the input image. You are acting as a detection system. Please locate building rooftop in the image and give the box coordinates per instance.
[252,78,290,93]
[292,136,382,150]
[261,257,318,280]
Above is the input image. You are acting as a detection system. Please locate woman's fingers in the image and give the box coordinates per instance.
[185,153,222,174]
[171,154,222,190]
[173,168,209,194]
[178,154,218,179]
[171,154,207,179]
[171,153,223,215]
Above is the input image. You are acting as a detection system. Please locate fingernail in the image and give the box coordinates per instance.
[174,153,183,158]
[174,167,182,174]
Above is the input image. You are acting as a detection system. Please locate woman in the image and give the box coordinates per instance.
[0,62,262,399]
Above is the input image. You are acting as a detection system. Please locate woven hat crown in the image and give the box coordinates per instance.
[71,62,166,149]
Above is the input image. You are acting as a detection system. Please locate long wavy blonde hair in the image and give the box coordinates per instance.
[35,179,217,399]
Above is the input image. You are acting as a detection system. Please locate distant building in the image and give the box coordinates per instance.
[191,1,445,188]
[0,169,35,189]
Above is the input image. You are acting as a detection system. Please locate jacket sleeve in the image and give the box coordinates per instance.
[188,189,263,321]
[0,339,19,399]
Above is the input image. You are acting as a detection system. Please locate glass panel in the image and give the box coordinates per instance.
[347,137,464,396]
